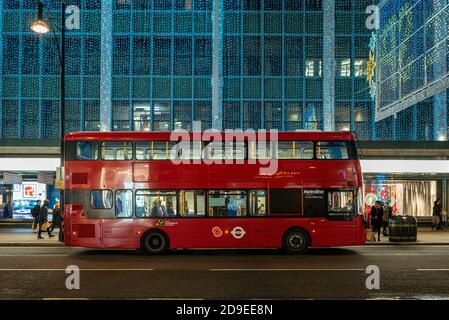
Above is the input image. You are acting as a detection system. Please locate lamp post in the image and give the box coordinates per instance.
[32,1,66,227]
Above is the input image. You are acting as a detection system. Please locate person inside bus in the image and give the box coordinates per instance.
[150,200,164,217]
[165,201,175,217]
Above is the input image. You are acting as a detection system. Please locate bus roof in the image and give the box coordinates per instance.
[65,131,356,142]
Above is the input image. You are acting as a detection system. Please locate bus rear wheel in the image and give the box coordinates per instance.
[141,230,169,255]
[282,228,310,254]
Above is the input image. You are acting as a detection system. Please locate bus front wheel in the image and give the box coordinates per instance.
[141,230,169,255]
[282,228,310,254]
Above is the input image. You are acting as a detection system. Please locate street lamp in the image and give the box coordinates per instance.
[31,2,50,34]
[31,1,66,237]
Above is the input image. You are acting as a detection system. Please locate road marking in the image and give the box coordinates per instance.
[0,268,154,271]
[43,298,90,300]
[209,268,364,272]
[146,298,204,300]
[417,269,449,272]
[0,254,70,257]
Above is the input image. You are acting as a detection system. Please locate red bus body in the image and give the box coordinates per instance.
[63,132,366,251]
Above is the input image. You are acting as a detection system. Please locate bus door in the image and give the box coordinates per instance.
[304,189,357,246]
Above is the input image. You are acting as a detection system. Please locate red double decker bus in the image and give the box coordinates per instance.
[63,131,366,254]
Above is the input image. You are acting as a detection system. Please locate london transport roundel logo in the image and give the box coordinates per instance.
[231,226,246,239]
[212,226,223,238]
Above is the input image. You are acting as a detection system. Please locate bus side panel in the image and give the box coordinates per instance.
[132,218,314,249]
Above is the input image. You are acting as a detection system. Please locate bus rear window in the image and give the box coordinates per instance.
[316,141,350,160]
[76,141,98,160]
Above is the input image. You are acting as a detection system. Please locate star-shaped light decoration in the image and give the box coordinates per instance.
[365,50,376,87]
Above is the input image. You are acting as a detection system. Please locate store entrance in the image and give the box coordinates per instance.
[0,182,60,220]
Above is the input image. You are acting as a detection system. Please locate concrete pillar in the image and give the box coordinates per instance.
[0,5,3,137]
[432,0,447,141]
[211,0,223,131]
[322,0,335,131]
[99,0,113,131]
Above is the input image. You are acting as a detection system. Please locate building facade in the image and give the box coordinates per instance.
[1,0,449,218]
[0,0,380,141]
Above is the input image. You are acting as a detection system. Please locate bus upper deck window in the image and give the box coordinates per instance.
[316,141,349,160]
[76,141,98,160]
[101,141,133,160]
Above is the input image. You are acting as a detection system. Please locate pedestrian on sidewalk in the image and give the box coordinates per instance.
[49,203,61,233]
[370,201,384,241]
[37,199,54,239]
[432,199,442,230]
[382,201,393,236]
[31,200,41,232]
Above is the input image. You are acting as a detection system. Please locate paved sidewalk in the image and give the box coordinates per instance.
[365,228,449,245]
[0,227,448,247]
[0,228,63,246]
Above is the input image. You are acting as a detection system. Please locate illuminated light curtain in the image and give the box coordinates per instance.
[377,0,449,141]
[402,181,436,216]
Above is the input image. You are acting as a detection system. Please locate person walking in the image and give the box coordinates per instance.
[37,199,54,239]
[31,200,41,232]
[370,201,384,241]
[49,203,61,233]
[382,201,393,236]
[432,199,442,230]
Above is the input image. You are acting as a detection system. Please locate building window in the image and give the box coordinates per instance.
[355,59,367,77]
[338,58,351,77]
[133,103,151,131]
[305,59,322,77]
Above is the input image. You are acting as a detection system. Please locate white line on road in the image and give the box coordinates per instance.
[417,269,449,271]
[209,268,364,272]
[0,268,154,271]
[0,254,70,257]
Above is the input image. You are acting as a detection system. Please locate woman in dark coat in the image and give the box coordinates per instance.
[370,201,384,241]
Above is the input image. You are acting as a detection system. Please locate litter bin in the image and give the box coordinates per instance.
[389,215,417,242]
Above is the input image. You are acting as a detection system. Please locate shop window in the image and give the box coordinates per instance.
[208,190,247,217]
[101,141,133,160]
[116,190,133,218]
[249,190,267,216]
[316,141,349,160]
[90,190,113,209]
[179,190,206,217]
[76,141,98,160]
[303,189,326,217]
[135,190,177,218]
[270,188,302,215]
